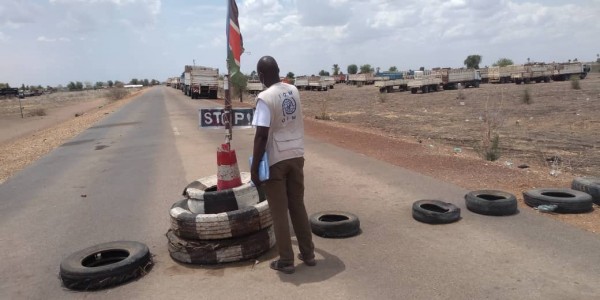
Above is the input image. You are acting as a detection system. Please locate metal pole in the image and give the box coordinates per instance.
[224,75,232,144]
[18,86,24,118]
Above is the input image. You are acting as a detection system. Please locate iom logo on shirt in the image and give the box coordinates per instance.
[280,91,297,122]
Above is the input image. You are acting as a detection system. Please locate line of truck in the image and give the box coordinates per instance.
[325,61,590,94]
[167,65,219,99]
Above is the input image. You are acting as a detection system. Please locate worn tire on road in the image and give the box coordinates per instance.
[167,226,275,265]
[59,241,153,291]
[523,188,593,213]
[310,211,360,238]
[571,177,600,205]
[412,200,461,224]
[465,190,518,216]
[170,199,272,240]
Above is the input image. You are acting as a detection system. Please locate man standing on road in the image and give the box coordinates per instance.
[251,56,315,274]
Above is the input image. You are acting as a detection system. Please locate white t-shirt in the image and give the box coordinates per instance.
[252,99,271,127]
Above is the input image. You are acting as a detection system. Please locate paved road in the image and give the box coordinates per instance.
[1,86,599,299]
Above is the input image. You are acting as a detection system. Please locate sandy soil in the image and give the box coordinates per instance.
[0,88,144,184]
[1,84,598,234]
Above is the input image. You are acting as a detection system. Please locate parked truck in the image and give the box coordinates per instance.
[321,76,335,89]
[479,67,489,83]
[246,80,264,95]
[347,73,375,85]
[183,68,192,96]
[488,65,523,84]
[440,68,481,89]
[334,74,347,83]
[552,62,591,81]
[308,76,328,91]
[511,63,553,84]
[407,70,443,94]
[294,76,309,90]
[189,66,219,99]
[374,71,409,93]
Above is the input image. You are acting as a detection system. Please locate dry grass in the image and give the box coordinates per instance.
[107,88,129,101]
[27,108,46,117]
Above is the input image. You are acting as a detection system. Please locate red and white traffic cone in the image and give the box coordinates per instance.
[216,143,242,191]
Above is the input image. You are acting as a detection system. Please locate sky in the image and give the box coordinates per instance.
[0,0,599,87]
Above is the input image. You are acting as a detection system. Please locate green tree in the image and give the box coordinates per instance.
[359,64,373,73]
[286,72,295,79]
[492,58,514,67]
[250,70,257,79]
[95,81,104,89]
[319,70,330,76]
[464,54,482,69]
[388,66,398,72]
[347,64,358,74]
[151,79,160,85]
[130,78,139,85]
[107,80,114,88]
[143,79,149,86]
[115,81,124,88]
[76,82,84,90]
[332,64,340,75]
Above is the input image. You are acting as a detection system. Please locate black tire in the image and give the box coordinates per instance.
[412,200,461,224]
[310,211,360,238]
[167,226,275,265]
[170,199,272,240]
[571,177,600,205]
[60,241,152,291]
[474,81,480,88]
[523,188,593,213]
[465,190,517,216]
[182,173,263,215]
[411,88,417,94]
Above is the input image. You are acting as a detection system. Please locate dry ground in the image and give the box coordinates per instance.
[1,83,598,234]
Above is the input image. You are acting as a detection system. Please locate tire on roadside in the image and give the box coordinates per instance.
[170,199,272,240]
[465,190,518,216]
[167,226,275,265]
[571,177,600,205]
[59,241,153,291]
[310,211,360,238]
[182,173,262,215]
[412,200,461,224]
[522,188,593,213]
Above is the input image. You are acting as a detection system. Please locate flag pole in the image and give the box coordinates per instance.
[224,0,232,145]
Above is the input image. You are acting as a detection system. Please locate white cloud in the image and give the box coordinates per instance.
[37,36,71,42]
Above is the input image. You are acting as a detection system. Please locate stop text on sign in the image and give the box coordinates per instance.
[199,108,254,128]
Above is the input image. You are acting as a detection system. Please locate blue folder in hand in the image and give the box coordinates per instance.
[249,153,269,182]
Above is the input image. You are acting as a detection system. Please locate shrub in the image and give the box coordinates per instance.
[570,76,581,90]
[484,134,501,161]
[521,88,532,104]
[108,88,128,101]
[28,108,46,117]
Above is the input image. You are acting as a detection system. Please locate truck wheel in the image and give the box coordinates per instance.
[422,86,428,93]
[544,77,550,83]
[60,241,152,290]
[411,88,417,94]
[412,200,461,224]
[523,188,593,213]
[474,81,480,88]
[310,211,360,238]
[167,226,275,264]
[571,177,600,205]
[465,190,517,216]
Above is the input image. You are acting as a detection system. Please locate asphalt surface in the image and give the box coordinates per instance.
[1,86,599,299]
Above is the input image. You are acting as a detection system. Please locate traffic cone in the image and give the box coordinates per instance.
[216,143,242,191]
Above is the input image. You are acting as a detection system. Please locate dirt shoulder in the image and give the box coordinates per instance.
[0,89,145,184]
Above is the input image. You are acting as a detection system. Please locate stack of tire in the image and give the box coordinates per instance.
[167,172,275,264]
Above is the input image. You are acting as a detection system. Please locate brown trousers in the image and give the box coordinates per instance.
[264,157,314,264]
